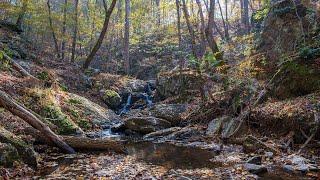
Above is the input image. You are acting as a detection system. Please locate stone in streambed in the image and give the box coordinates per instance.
[244,163,268,175]
[124,116,171,134]
[246,156,262,165]
[149,104,187,125]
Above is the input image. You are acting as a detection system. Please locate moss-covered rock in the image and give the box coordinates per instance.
[156,69,205,102]
[23,88,81,135]
[102,90,121,109]
[0,126,37,168]
[0,143,19,167]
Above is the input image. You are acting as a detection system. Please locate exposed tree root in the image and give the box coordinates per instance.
[298,113,319,154]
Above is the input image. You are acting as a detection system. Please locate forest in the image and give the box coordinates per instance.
[0,0,319,179]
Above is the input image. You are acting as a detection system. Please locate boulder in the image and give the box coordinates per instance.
[124,116,172,134]
[149,104,187,125]
[156,70,205,102]
[0,143,19,167]
[101,90,121,109]
[206,116,231,136]
[143,127,182,140]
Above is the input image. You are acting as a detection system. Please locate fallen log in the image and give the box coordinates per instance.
[2,52,37,80]
[0,126,38,168]
[0,90,75,154]
[23,127,126,153]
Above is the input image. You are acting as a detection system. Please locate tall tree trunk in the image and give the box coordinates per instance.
[175,0,182,48]
[61,0,68,60]
[241,0,250,34]
[83,0,117,69]
[225,0,230,39]
[217,0,229,40]
[195,0,207,58]
[16,0,27,30]
[47,0,61,58]
[181,0,198,59]
[206,0,220,55]
[71,0,79,62]
[124,0,131,74]
[155,0,161,28]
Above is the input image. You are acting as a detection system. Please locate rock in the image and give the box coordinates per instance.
[166,126,203,141]
[156,70,205,102]
[0,143,19,167]
[0,126,38,168]
[66,93,121,127]
[283,165,294,173]
[246,156,262,165]
[244,163,267,175]
[149,104,187,125]
[143,127,182,140]
[206,116,231,136]
[124,116,172,134]
[296,164,309,174]
[205,116,247,137]
[101,90,121,109]
[264,152,274,158]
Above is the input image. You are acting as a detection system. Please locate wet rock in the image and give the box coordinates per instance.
[124,116,172,134]
[246,156,262,165]
[143,127,182,140]
[149,104,187,125]
[244,163,267,175]
[0,143,19,167]
[101,90,121,109]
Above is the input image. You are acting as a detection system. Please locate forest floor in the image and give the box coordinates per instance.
[0,27,320,180]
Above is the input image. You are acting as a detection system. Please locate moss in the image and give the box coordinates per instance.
[102,90,121,108]
[43,105,77,135]
[36,71,49,81]
[77,119,91,130]
[0,143,20,167]
[68,98,82,105]
[104,90,119,98]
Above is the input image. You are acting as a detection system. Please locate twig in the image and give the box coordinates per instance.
[298,113,319,154]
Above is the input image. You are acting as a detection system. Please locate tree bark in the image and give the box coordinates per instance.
[16,0,27,30]
[61,0,68,60]
[0,90,75,154]
[71,0,79,62]
[23,127,126,153]
[124,0,131,74]
[83,0,117,69]
[205,0,220,55]
[2,52,37,80]
[181,0,198,59]
[195,0,207,58]
[47,0,61,58]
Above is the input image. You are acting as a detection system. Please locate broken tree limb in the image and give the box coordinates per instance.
[0,90,75,154]
[23,127,126,153]
[2,52,37,80]
[298,113,319,154]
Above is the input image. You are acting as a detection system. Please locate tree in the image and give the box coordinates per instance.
[181,0,198,59]
[83,0,117,70]
[71,0,79,62]
[47,0,61,58]
[16,0,28,30]
[196,0,207,58]
[61,0,68,60]
[124,0,131,74]
[205,0,220,55]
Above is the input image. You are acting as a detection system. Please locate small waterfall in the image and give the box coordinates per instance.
[119,94,132,115]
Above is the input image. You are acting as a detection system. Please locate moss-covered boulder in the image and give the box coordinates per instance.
[156,70,205,102]
[0,143,19,167]
[23,88,82,135]
[64,93,121,129]
[102,90,121,109]
[0,126,37,168]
